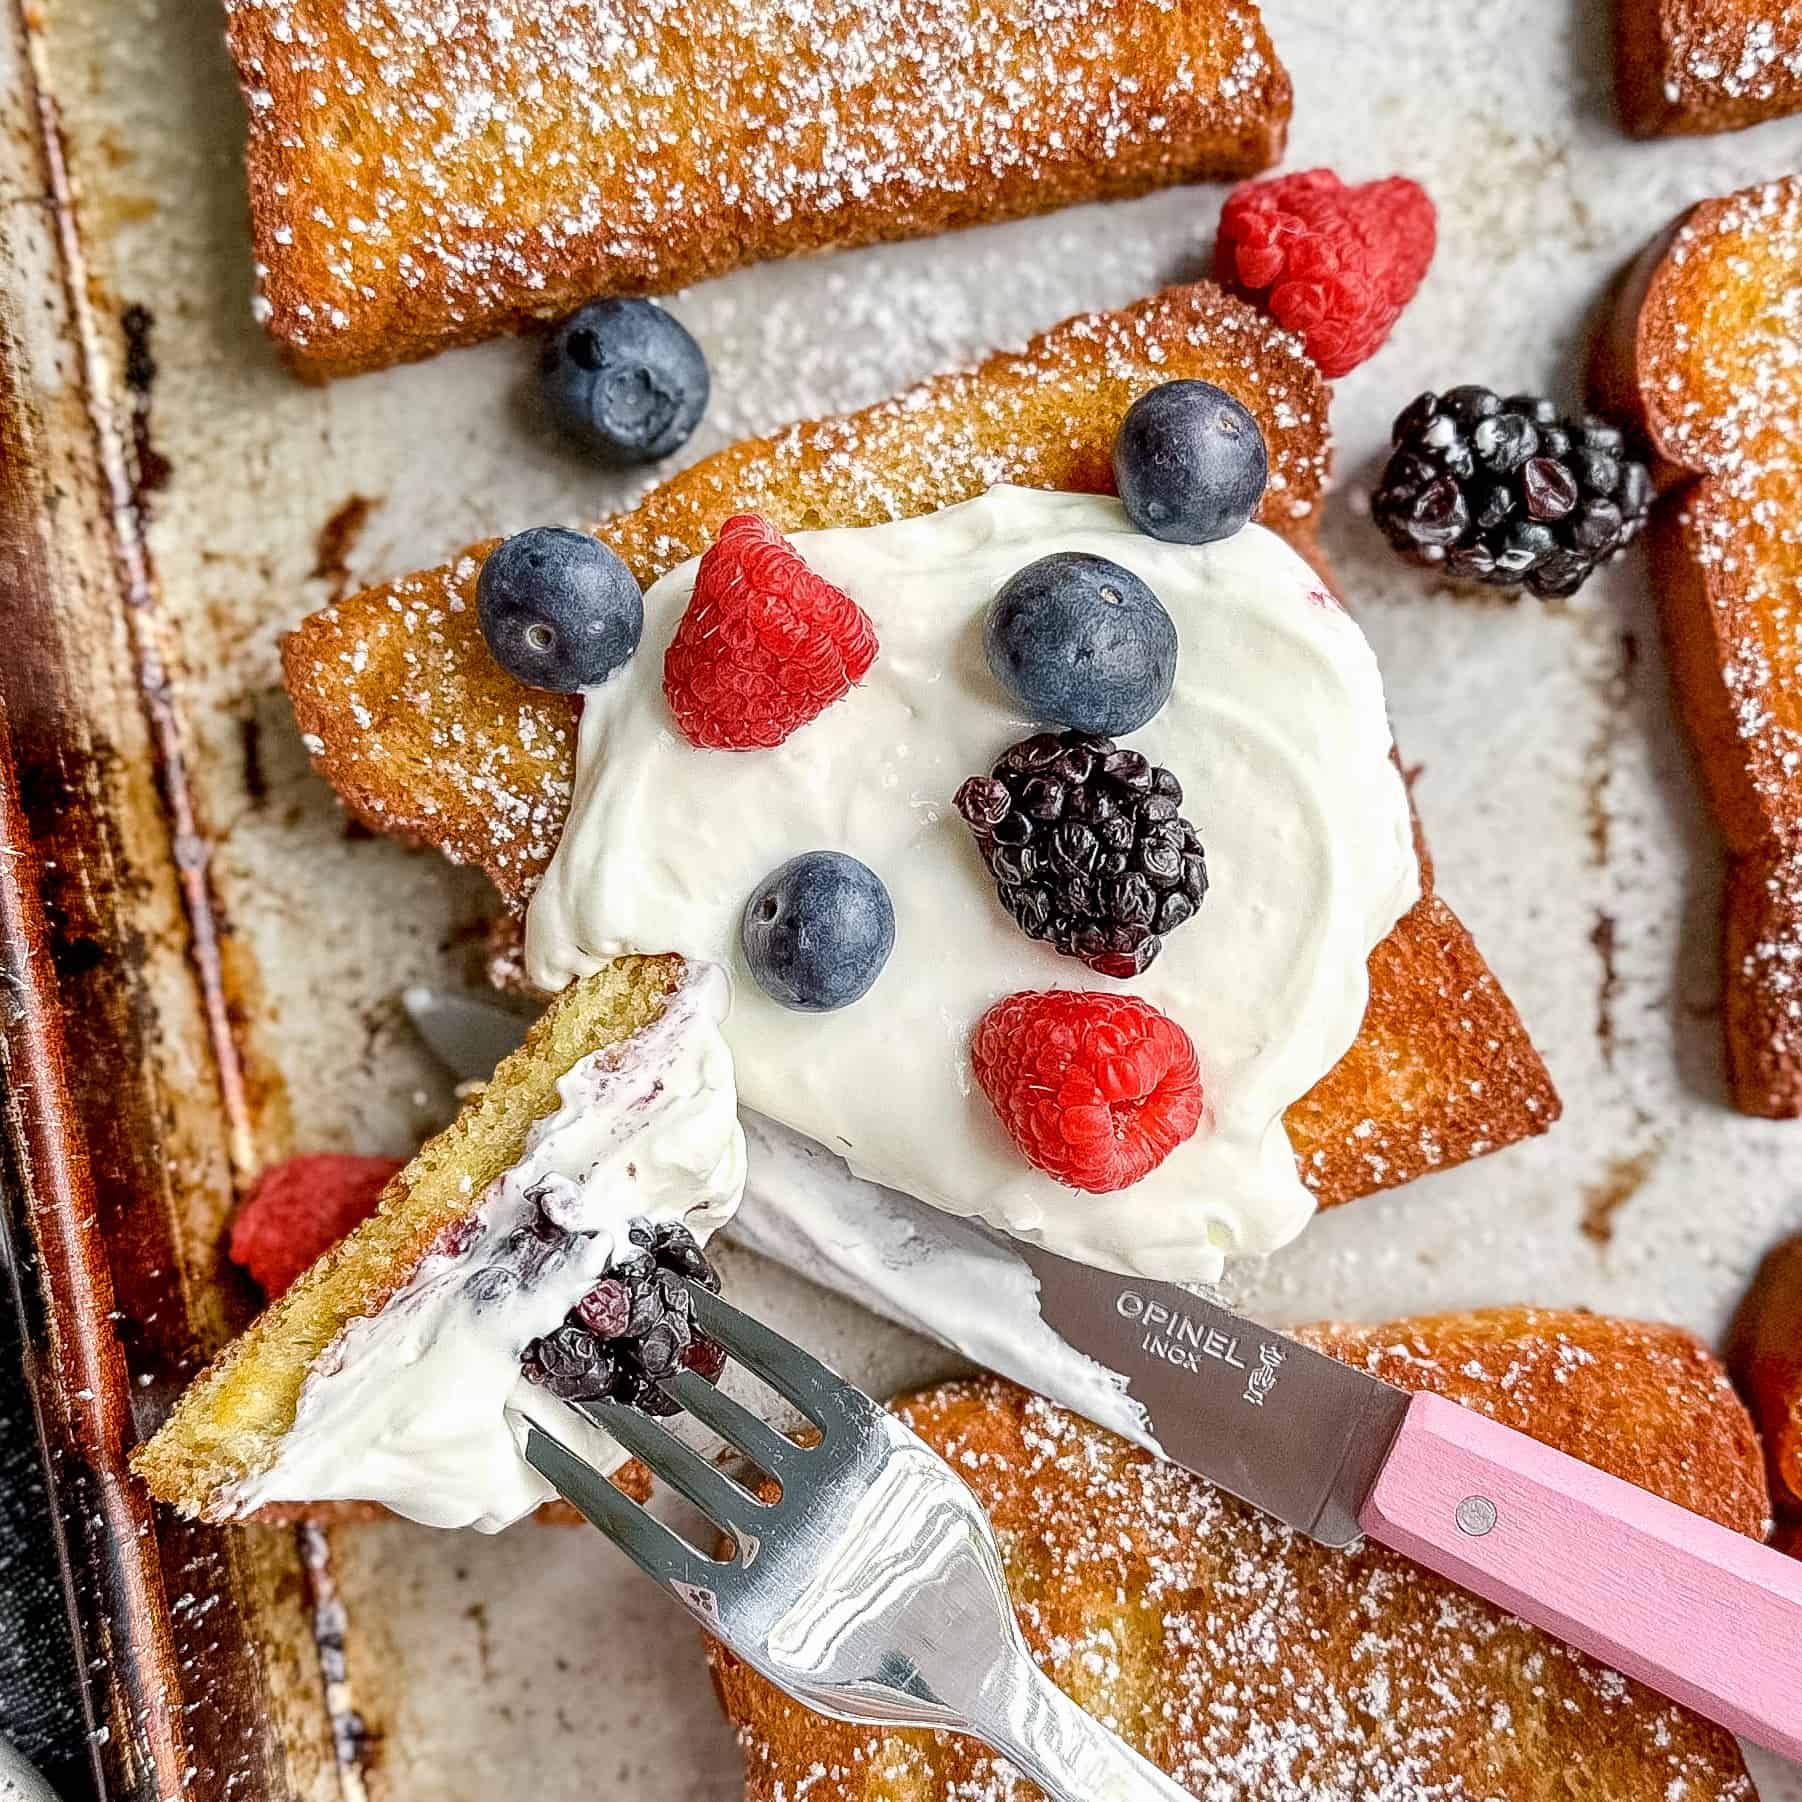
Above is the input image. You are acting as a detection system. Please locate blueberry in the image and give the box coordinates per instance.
[984,552,1176,735]
[1113,380,1269,545]
[539,298,709,464]
[741,851,895,1012]
[476,526,643,693]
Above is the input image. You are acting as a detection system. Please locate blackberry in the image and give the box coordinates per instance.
[954,729,1207,980]
[521,1220,726,1414]
[521,1324,617,1403]
[1371,386,1651,599]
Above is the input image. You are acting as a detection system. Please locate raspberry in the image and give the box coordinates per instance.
[1216,170,1435,378]
[663,513,878,749]
[972,991,1203,1193]
[228,1154,403,1300]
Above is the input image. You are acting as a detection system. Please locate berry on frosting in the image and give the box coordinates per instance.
[955,730,1207,980]
[521,1221,726,1416]
[664,513,878,749]
[972,990,1204,1192]
[1216,169,1435,378]
[985,552,1177,734]
[229,1154,403,1301]
[1113,381,1268,545]
[741,850,896,1012]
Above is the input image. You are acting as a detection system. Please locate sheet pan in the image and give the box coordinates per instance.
[0,0,1799,1797]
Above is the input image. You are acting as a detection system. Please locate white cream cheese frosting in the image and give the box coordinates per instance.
[229,966,746,1531]
[527,487,1420,1283]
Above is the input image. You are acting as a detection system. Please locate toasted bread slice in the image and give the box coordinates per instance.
[284,283,1333,899]
[1615,0,1802,135]
[709,1312,1768,1802]
[1729,1230,1802,1521]
[283,280,1558,1209]
[131,956,683,1522]
[226,0,1291,379]
[1593,175,1802,1114]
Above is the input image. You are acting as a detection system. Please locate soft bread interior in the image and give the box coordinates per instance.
[131,956,683,1520]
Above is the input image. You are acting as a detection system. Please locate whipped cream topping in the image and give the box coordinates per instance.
[527,487,1420,1282]
[230,966,746,1531]
[736,1111,1165,1456]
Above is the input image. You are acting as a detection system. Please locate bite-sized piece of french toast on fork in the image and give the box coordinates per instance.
[709,1312,1770,1802]
[226,0,1293,378]
[1592,174,1802,1115]
[132,958,692,1524]
[283,280,1559,1210]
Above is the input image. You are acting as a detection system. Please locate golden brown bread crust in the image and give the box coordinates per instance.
[1614,0,1802,135]
[709,1312,1767,1802]
[1728,1230,1802,1520]
[226,0,1291,378]
[1721,844,1802,1115]
[284,283,1332,897]
[1592,176,1802,1115]
[1285,893,1558,1205]
[132,956,684,1521]
[284,280,1559,1206]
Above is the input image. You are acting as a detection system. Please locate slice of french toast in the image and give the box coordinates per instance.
[283,280,1559,1211]
[1615,0,1802,135]
[131,956,684,1522]
[1729,1230,1802,1525]
[708,1312,1769,1802]
[226,0,1291,379]
[1592,175,1802,1115]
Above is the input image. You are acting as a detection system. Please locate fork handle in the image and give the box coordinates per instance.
[966,1647,1193,1802]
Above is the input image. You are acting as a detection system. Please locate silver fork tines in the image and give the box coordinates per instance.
[517,1282,1192,1802]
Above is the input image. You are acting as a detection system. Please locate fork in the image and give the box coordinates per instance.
[515,1280,1194,1802]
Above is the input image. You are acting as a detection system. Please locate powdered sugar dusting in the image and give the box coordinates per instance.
[1648,177,1802,1086]
[224,0,1287,373]
[712,1339,1762,1802]
[1654,4,1802,122]
[1720,841,1802,1115]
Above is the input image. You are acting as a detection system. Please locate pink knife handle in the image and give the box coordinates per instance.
[1360,1392,1802,1762]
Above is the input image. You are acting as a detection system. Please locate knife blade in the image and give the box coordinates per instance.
[404,985,1409,1549]
[1015,1240,1802,1762]
[403,983,536,1081]
[1014,1239,1410,1546]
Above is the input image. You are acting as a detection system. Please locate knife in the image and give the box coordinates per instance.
[1017,1239,1802,1762]
[402,987,1802,1756]
[403,983,539,1081]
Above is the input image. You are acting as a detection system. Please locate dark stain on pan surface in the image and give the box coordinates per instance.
[310,493,379,601]
[119,302,170,513]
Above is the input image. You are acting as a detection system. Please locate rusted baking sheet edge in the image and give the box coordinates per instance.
[0,694,180,1800]
[0,5,344,1797]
